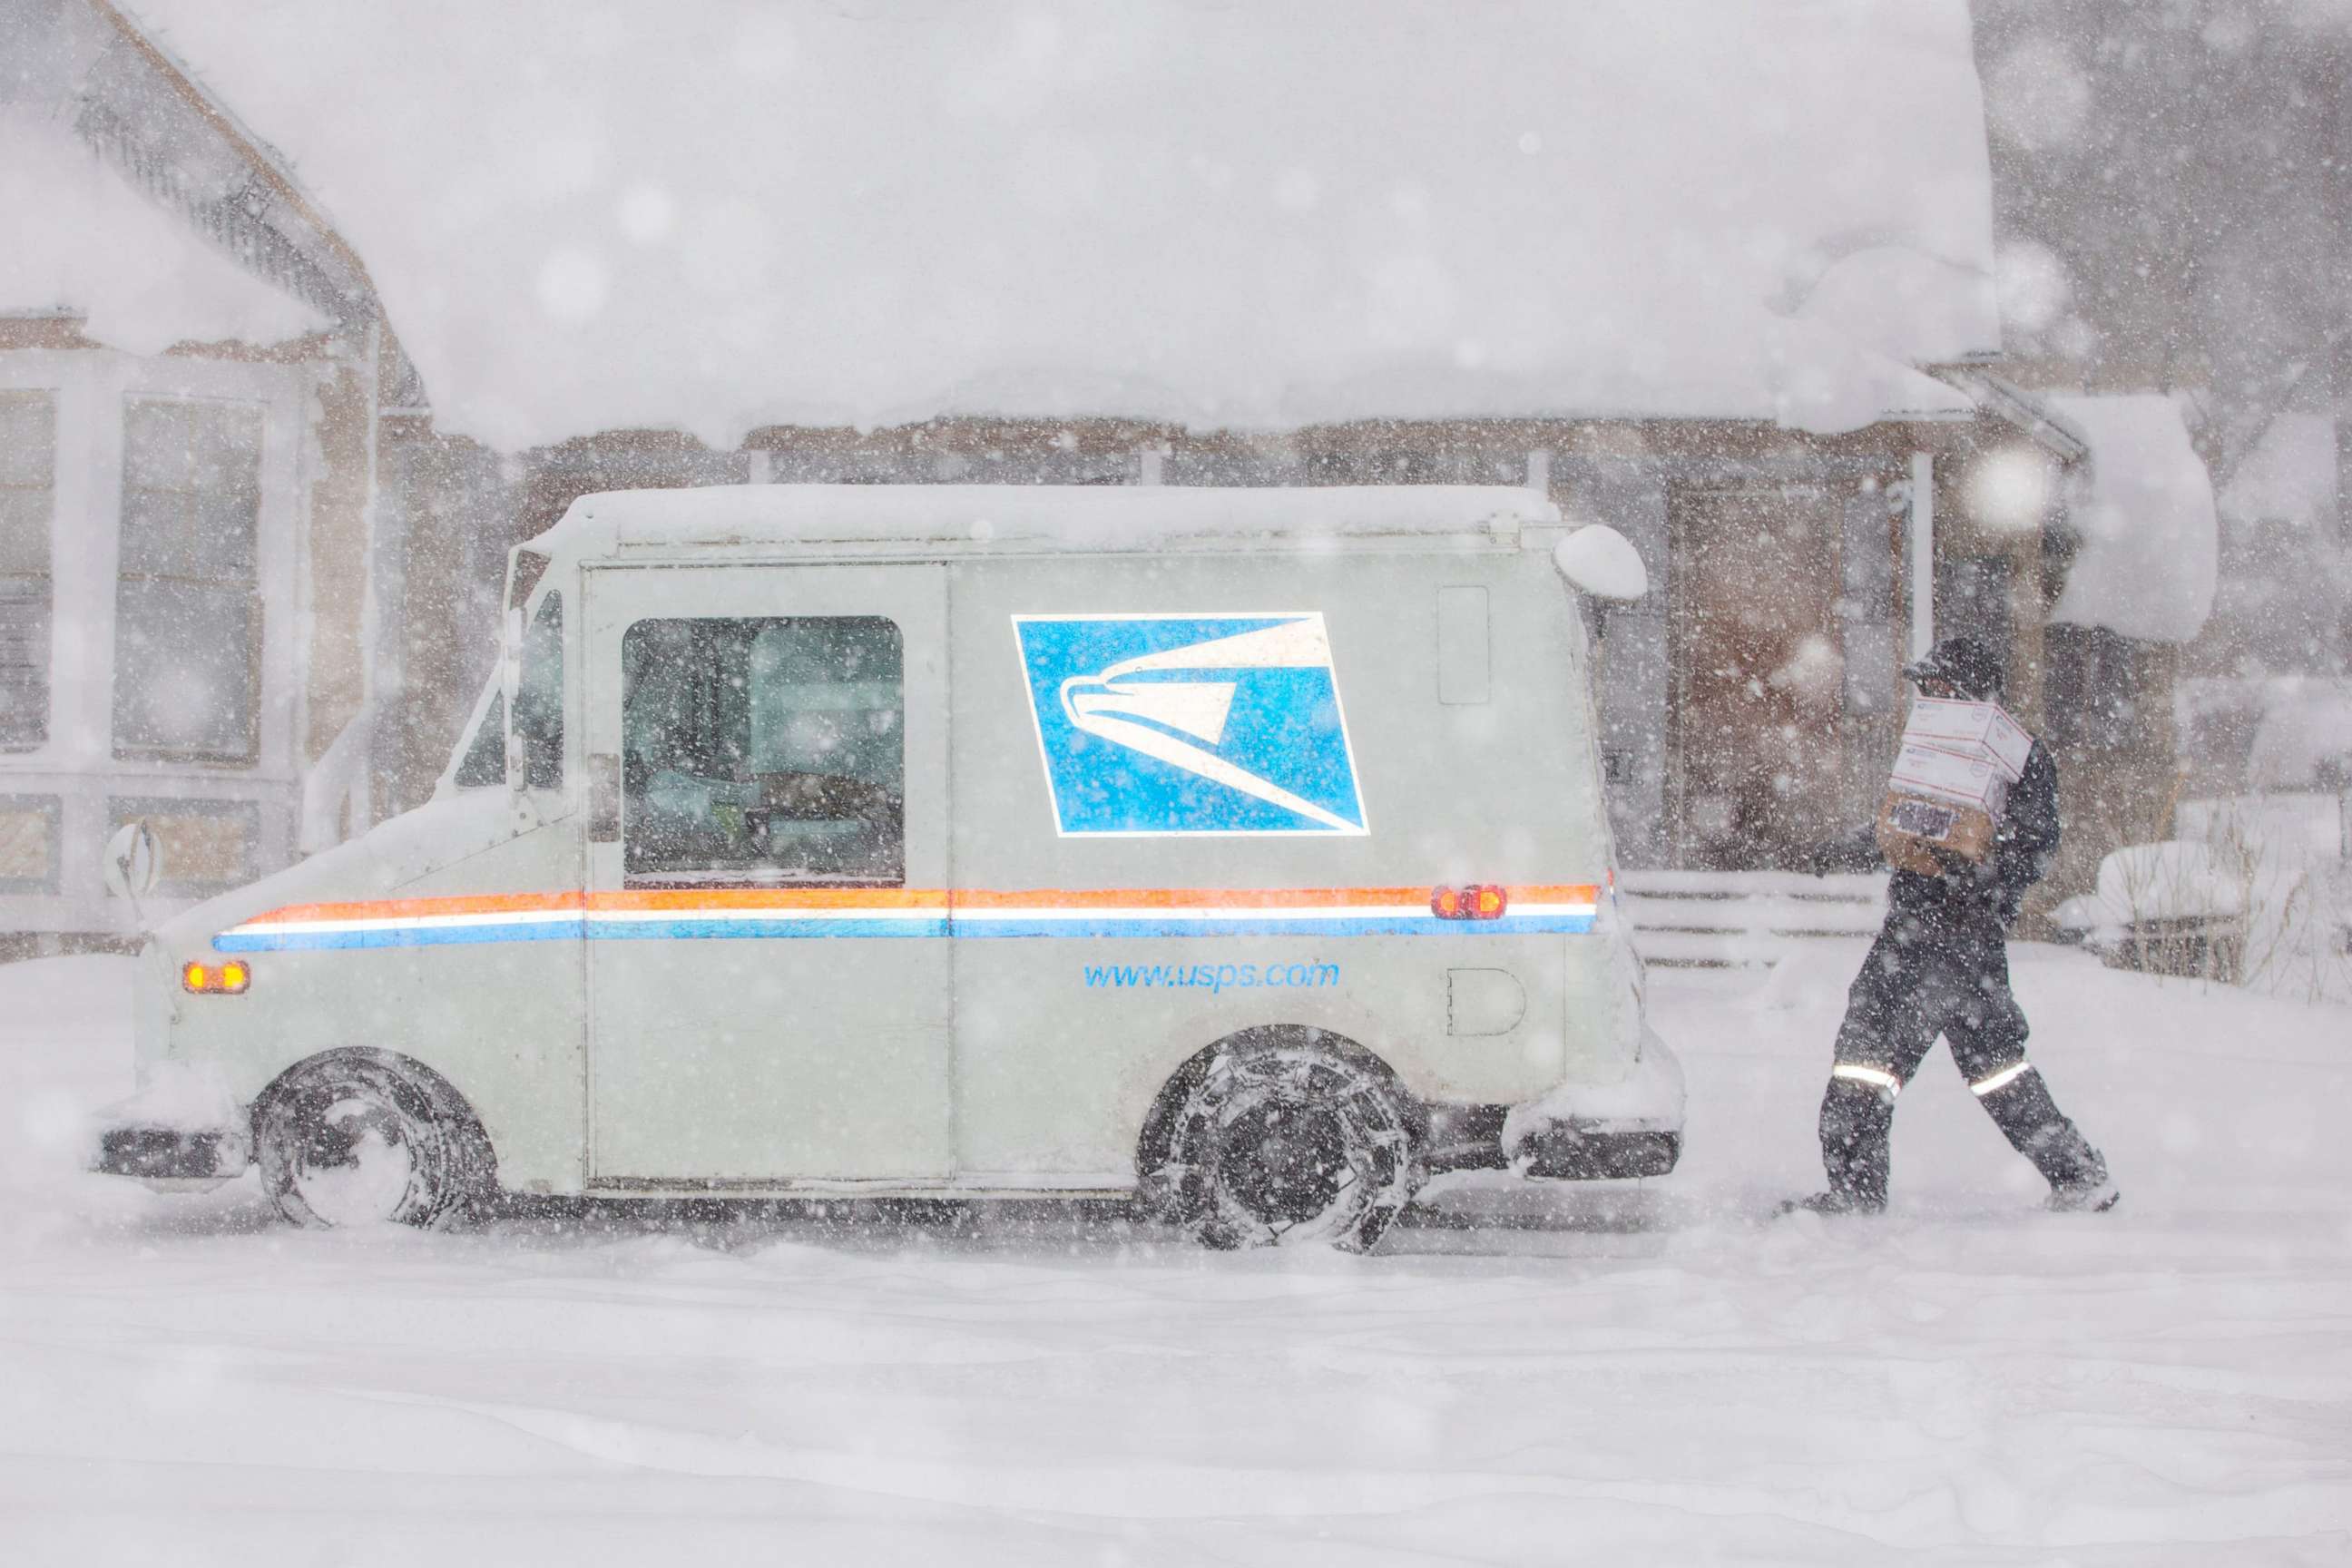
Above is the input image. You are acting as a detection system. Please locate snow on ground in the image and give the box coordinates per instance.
[4,946,2348,1563]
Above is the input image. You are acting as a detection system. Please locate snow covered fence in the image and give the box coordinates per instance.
[1620,870,1886,969]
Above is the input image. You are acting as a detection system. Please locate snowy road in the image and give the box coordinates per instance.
[4,947,2347,1564]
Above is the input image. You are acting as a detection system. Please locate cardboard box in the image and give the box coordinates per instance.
[1900,698,2032,782]
[1877,790,1998,874]
[1887,741,2010,816]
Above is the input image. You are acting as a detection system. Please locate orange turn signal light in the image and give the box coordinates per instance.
[181,959,250,995]
[1430,884,1507,921]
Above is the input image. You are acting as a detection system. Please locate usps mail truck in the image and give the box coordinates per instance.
[94,485,1682,1251]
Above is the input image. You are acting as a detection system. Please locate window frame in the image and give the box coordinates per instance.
[0,389,59,752]
[0,350,303,779]
[110,392,269,765]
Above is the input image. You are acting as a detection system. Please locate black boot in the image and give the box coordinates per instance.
[1975,1065,2118,1210]
[1787,1189,1885,1217]
[1815,1076,1896,1213]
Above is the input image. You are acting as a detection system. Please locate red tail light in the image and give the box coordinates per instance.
[1430,884,1507,920]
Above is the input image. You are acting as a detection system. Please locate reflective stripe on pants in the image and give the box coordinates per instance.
[1830,1062,1903,1094]
[1969,1060,2035,1097]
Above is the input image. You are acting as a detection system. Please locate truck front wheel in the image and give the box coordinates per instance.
[1157,1038,1421,1253]
[251,1050,495,1230]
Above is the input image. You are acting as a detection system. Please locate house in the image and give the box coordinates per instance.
[0,0,415,946]
[0,0,2216,945]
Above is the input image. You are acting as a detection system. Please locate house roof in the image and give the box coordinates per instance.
[117,0,1995,452]
[0,106,328,350]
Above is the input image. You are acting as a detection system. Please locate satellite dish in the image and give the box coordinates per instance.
[103,819,162,905]
[1552,525,1649,603]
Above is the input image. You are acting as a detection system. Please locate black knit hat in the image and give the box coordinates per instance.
[1903,635,2005,700]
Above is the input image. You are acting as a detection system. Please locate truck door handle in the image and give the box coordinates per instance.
[588,753,622,843]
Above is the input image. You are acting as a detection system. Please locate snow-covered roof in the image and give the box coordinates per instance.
[0,109,328,352]
[537,483,1559,559]
[2220,413,2337,527]
[2047,394,2218,646]
[120,0,1995,452]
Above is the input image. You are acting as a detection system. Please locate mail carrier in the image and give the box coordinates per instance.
[95,485,1682,1250]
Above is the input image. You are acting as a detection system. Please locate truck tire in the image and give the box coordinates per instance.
[252,1050,495,1230]
[1157,1038,1421,1253]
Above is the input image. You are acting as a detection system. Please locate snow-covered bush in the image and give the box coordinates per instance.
[2179,794,2352,1004]
[2063,794,2351,1002]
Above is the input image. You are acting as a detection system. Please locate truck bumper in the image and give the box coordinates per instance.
[89,1060,252,1192]
[1494,1028,1686,1181]
[93,1121,250,1192]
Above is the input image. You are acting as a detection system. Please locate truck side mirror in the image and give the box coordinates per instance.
[1553,525,1649,603]
[103,818,162,922]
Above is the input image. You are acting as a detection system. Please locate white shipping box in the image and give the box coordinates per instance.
[1888,741,2011,816]
[1900,698,2033,782]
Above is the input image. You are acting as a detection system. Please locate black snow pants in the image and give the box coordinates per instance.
[1818,915,2105,1207]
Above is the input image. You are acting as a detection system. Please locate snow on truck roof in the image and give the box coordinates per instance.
[536,484,1563,557]
[117,0,1996,453]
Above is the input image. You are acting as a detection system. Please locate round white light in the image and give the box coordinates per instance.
[1965,447,2051,532]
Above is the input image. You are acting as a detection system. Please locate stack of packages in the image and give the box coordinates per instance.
[1875,698,2034,875]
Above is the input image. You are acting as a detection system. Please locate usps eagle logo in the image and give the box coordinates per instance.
[1012,613,1369,837]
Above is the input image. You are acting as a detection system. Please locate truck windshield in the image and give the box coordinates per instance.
[512,594,564,789]
[451,690,505,789]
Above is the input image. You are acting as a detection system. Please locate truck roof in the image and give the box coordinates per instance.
[533,484,1562,561]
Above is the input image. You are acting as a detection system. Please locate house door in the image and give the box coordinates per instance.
[581,563,953,1185]
[1669,487,1847,868]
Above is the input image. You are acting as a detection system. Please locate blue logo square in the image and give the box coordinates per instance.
[1013,613,1369,837]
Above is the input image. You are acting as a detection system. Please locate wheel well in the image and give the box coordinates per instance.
[1133,1024,1426,1183]
[251,1048,497,1171]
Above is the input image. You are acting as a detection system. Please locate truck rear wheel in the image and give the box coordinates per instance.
[1157,1038,1421,1253]
[252,1050,495,1230]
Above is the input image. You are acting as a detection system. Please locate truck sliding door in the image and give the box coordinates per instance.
[580,563,952,1185]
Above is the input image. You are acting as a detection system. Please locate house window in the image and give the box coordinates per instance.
[1936,554,2015,673]
[621,616,904,884]
[0,794,61,895]
[113,397,264,763]
[107,796,260,898]
[2043,622,2145,750]
[0,391,55,750]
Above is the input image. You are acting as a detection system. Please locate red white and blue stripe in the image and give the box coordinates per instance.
[212,885,1602,953]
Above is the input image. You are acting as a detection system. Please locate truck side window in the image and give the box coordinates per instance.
[513,593,564,789]
[620,616,904,885]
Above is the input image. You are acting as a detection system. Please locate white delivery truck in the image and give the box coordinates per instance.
[93,485,1681,1251]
